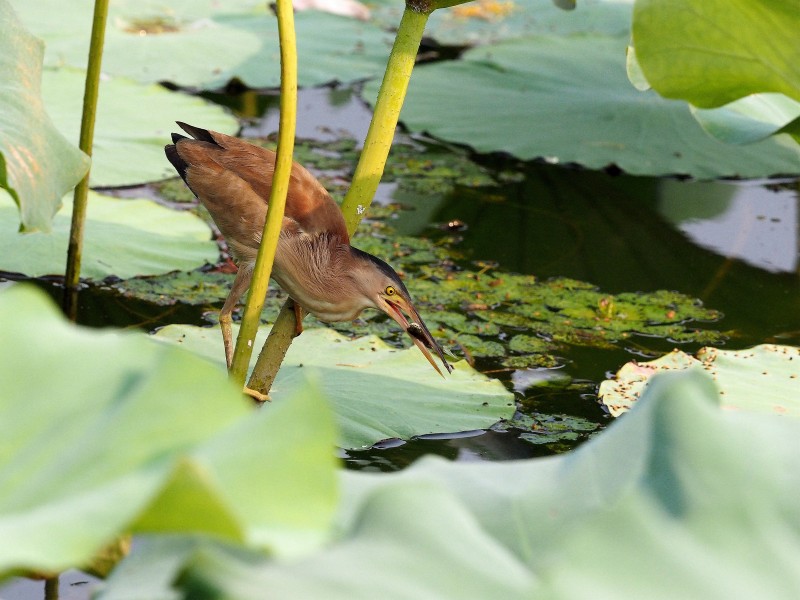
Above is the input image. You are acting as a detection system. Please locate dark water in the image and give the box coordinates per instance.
[343,167,800,469]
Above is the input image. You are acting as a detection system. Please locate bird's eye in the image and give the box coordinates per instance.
[385,285,396,296]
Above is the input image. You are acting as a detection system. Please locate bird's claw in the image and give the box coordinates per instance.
[243,386,271,404]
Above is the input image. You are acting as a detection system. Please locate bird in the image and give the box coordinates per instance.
[164,122,453,380]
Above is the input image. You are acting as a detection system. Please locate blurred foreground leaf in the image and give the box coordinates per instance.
[99,369,800,599]
[0,285,338,579]
[632,0,800,107]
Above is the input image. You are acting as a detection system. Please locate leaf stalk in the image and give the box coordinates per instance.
[228,0,297,387]
[62,0,109,320]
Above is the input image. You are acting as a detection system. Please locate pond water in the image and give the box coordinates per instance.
[9,86,800,473]
[3,84,800,600]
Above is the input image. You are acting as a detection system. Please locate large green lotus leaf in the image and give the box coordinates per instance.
[104,369,800,598]
[369,0,632,46]
[41,69,238,187]
[632,0,800,108]
[10,0,392,89]
[691,93,800,145]
[0,285,339,578]
[365,34,800,178]
[0,0,89,233]
[155,324,515,449]
[598,344,800,417]
[0,189,219,279]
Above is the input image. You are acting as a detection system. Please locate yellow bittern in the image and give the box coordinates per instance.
[165,122,452,376]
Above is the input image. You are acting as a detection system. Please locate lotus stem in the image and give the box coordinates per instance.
[62,0,109,320]
[44,576,59,600]
[229,0,297,387]
[247,3,431,395]
[339,6,430,233]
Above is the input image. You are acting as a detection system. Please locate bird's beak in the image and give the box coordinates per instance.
[378,296,453,377]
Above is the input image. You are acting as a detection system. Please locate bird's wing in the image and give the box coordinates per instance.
[169,123,349,244]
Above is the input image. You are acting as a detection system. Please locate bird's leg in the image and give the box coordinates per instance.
[291,299,305,337]
[219,265,253,371]
[220,266,272,402]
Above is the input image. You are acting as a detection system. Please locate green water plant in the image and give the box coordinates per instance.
[0,191,218,280]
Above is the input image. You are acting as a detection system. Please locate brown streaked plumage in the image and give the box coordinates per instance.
[165,122,453,377]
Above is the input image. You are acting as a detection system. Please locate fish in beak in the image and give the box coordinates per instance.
[378,295,453,377]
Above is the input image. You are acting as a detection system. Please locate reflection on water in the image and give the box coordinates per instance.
[659,180,798,273]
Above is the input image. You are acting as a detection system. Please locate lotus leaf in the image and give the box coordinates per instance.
[11,0,392,89]
[365,34,800,178]
[0,190,219,279]
[155,323,515,449]
[98,369,800,598]
[632,0,800,108]
[691,94,800,145]
[41,69,238,187]
[368,0,633,46]
[0,0,89,232]
[0,285,338,578]
[598,344,800,417]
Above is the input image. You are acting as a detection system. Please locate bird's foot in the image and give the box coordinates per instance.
[243,386,271,404]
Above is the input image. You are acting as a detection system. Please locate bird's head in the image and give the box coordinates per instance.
[350,248,453,377]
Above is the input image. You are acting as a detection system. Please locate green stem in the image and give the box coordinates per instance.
[62,0,109,320]
[44,575,59,600]
[228,0,297,388]
[247,4,430,395]
[340,7,429,235]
